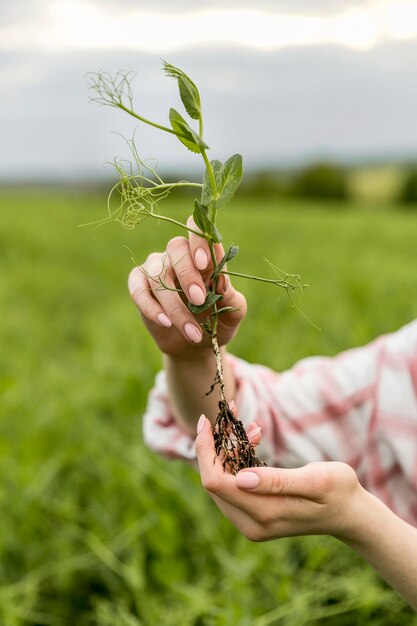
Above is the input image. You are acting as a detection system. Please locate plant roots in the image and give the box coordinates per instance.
[213,400,266,475]
[206,327,266,474]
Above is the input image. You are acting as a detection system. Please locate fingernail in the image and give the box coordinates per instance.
[223,275,230,293]
[184,322,203,343]
[228,400,236,411]
[195,247,208,270]
[157,313,172,327]
[248,426,261,438]
[197,414,206,434]
[189,284,206,306]
[235,471,260,489]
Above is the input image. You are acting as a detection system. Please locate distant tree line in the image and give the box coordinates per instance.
[241,163,417,206]
[400,169,417,205]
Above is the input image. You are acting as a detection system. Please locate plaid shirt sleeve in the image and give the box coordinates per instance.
[143,320,417,524]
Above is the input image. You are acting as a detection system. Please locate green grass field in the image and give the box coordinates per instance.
[0,190,416,625]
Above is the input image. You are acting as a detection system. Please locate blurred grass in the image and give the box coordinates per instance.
[0,189,416,625]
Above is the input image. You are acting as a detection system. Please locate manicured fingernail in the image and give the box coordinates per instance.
[157,313,172,327]
[184,322,203,343]
[248,426,261,438]
[236,471,260,489]
[189,284,206,306]
[197,414,206,434]
[195,247,208,270]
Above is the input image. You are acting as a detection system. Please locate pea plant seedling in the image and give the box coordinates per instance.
[88,61,306,473]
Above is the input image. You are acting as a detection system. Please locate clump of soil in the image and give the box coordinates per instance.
[213,400,266,475]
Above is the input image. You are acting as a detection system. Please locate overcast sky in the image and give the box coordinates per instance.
[1,0,417,181]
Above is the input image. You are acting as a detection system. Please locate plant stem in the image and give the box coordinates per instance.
[146,211,211,239]
[119,104,178,137]
[221,269,307,290]
[210,331,226,403]
[149,182,203,191]
[201,149,219,222]
[206,237,225,400]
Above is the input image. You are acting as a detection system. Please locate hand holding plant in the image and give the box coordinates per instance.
[127,219,247,358]
[88,61,306,473]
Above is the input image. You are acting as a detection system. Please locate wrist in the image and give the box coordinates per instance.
[164,345,227,365]
[334,485,394,551]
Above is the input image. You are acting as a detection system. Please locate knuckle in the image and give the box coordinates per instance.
[168,302,187,318]
[145,251,163,266]
[127,271,142,297]
[141,298,156,319]
[167,236,187,254]
[176,265,197,281]
[270,471,287,495]
[145,252,166,276]
[307,463,334,494]
[194,439,203,455]
[243,525,265,543]
[128,266,140,283]
[254,508,274,526]
[234,292,247,316]
[201,476,220,494]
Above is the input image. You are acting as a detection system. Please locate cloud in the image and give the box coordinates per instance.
[95,0,356,14]
[1,40,417,182]
[2,1,417,54]
[1,1,417,181]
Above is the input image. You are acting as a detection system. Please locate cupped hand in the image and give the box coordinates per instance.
[127,216,247,356]
[195,414,365,543]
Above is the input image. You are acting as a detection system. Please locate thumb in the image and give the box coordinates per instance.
[235,465,322,499]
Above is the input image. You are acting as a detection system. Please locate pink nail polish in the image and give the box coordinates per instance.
[195,247,208,270]
[184,323,203,343]
[189,284,206,306]
[197,414,206,434]
[157,313,172,327]
[235,472,260,489]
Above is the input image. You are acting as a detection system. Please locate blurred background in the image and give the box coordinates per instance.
[1,1,417,624]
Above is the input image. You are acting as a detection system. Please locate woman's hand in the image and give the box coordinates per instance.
[196,414,417,610]
[127,216,246,357]
[195,414,366,543]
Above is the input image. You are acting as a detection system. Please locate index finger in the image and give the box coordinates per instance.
[195,416,260,510]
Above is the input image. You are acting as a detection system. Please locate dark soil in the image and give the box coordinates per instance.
[213,400,266,474]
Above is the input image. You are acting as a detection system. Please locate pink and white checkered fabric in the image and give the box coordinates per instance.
[143,320,417,525]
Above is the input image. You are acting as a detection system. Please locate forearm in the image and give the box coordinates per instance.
[164,347,236,433]
[343,488,417,610]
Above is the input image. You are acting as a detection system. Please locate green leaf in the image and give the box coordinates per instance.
[188,292,222,314]
[202,160,222,206]
[215,154,243,208]
[163,61,201,120]
[193,200,222,243]
[201,155,243,209]
[213,245,239,278]
[169,108,208,154]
